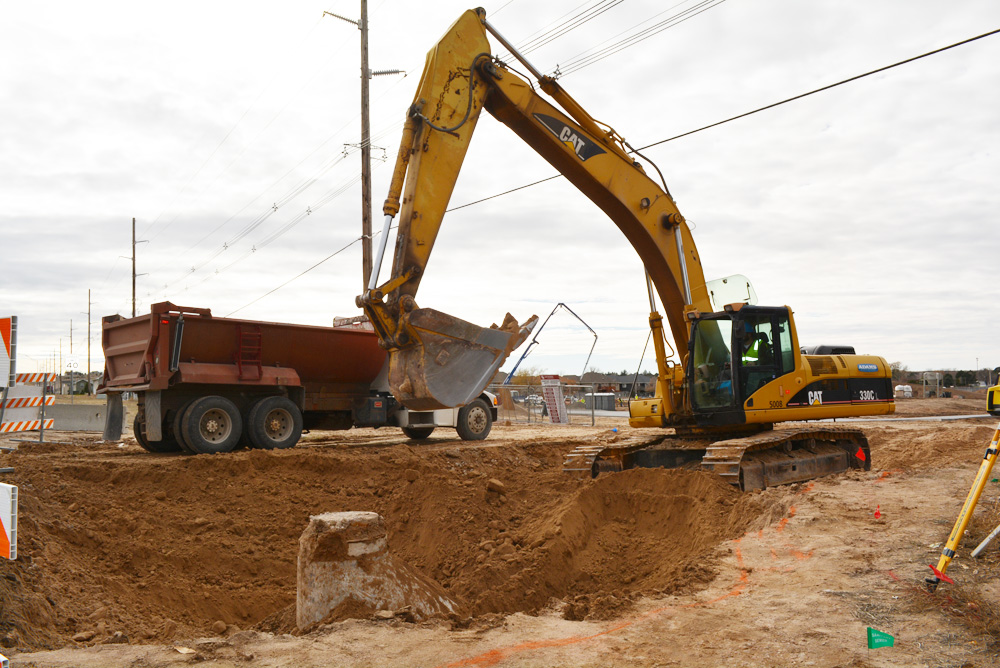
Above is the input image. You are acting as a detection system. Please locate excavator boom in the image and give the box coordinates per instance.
[359,8,706,411]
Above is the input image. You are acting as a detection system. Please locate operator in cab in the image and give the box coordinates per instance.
[741,320,776,368]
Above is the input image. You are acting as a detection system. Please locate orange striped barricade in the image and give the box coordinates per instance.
[0,374,57,441]
[0,483,15,560]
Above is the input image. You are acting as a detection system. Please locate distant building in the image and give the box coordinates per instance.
[580,372,654,398]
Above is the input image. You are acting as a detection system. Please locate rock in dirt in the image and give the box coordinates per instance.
[87,606,108,621]
[103,631,128,644]
[296,511,460,630]
[486,479,506,494]
[72,630,96,642]
[162,619,177,639]
[373,610,395,620]
[211,620,227,634]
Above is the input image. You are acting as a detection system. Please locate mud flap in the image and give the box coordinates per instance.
[389,309,537,410]
[103,393,124,441]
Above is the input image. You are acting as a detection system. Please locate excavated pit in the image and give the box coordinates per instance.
[0,428,779,649]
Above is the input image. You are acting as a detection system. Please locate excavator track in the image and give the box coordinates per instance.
[562,439,661,478]
[700,427,870,490]
[568,427,870,491]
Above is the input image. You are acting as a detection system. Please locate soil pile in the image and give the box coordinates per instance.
[0,427,771,649]
[438,468,773,619]
[866,422,994,471]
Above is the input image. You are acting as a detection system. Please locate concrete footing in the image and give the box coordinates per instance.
[296,511,457,630]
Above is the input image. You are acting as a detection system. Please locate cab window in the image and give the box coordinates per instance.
[776,314,795,372]
[739,315,778,397]
[690,318,735,410]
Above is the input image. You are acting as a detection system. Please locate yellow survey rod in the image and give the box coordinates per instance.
[926,422,1000,590]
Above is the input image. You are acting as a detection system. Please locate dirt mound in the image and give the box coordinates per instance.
[441,468,768,619]
[0,429,772,649]
[891,396,989,417]
[867,422,994,471]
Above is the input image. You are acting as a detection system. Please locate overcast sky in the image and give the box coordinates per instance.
[2,0,998,379]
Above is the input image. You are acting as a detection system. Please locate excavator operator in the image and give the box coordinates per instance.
[741,322,773,366]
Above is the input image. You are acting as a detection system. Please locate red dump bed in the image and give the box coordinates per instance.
[101,302,386,406]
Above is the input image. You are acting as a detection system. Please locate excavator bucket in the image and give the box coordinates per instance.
[388,309,537,411]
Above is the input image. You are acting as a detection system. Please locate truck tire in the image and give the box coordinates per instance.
[402,426,435,440]
[247,396,302,450]
[133,414,182,453]
[179,395,243,454]
[456,398,492,441]
[171,401,196,454]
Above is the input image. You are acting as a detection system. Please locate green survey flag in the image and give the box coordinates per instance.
[867,627,895,649]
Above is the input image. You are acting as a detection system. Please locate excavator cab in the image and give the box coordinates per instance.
[688,305,797,427]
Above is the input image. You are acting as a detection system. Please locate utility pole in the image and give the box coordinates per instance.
[133,217,137,317]
[359,0,372,288]
[87,289,91,381]
[130,217,148,318]
[70,320,73,404]
[324,5,403,289]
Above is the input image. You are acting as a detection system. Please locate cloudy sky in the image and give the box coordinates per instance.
[3,0,998,380]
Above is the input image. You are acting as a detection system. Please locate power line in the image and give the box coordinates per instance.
[556,0,729,77]
[149,113,405,299]
[518,1,624,57]
[635,26,1000,151]
[491,0,519,17]
[447,27,1000,212]
[225,236,363,317]
[499,0,595,60]
[141,15,328,242]
[448,175,562,212]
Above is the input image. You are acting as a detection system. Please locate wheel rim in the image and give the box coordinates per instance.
[199,408,233,443]
[468,406,488,434]
[263,408,293,441]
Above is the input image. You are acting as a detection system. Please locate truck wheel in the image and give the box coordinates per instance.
[171,401,197,454]
[402,426,435,440]
[247,396,302,450]
[180,396,243,454]
[457,398,492,441]
[133,414,182,453]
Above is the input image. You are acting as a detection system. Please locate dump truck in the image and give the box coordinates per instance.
[98,302,497,454]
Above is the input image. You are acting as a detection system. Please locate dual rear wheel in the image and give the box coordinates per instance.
[137,395,302,455]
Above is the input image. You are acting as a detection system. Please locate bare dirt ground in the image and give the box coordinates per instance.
[1,398,998,667]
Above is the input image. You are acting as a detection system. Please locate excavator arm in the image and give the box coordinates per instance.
[358,8,709,412]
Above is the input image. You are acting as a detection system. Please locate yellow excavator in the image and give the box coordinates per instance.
[357,8,895,490]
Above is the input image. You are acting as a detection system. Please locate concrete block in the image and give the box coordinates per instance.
[296,511,457,630]
[46,404,126,433]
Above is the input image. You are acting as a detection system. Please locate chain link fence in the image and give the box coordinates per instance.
[488,383,624,426]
